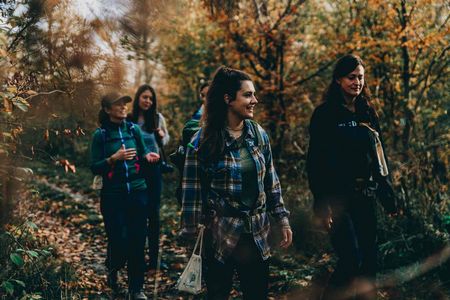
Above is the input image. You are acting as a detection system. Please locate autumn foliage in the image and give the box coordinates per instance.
[0,0,448,298]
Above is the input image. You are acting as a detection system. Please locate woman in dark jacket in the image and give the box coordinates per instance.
[180,66,292,300]
[306,54,397,300]
[91,92,157,300]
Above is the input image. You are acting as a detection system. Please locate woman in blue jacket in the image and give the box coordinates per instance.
[128,84,170,271]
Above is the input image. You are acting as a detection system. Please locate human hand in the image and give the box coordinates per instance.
[111,144,136,161]
[279,227,293,249]
[146,152,160,163]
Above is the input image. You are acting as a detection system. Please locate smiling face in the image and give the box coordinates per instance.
[227,80,258,121]
[105,100,128,122]
[138,89,153,111]
[336,64,365,100]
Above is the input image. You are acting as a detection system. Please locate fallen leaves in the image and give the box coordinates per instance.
[55,159,76,173]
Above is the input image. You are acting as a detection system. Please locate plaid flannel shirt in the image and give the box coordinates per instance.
[180,120,290,263]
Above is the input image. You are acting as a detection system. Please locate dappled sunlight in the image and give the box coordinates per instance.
[0,0,448,299]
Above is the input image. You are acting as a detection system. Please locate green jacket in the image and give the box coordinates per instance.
[182,117,201,147]
[90,120,149,194]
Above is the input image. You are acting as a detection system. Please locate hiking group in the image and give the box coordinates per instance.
[90,54,398,300]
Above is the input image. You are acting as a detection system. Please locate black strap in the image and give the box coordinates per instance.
[154,132,168,161]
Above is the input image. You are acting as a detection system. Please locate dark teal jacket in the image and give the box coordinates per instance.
[90,120,149,194]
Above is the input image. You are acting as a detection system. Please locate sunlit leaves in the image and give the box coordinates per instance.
[11,96,30,112]
[55,159,76,173]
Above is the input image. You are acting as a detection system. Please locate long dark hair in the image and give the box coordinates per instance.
[98,109,109,127]
[129,84,158,132]
[200,66,251,161]
[324,54,373,119]
[98,94,112,127]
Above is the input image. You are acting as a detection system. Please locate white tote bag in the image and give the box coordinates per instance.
[92,175,103,190]
[176,225,205,294]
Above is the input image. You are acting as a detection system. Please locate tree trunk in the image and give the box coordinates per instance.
[399,0,414,151]
[273,37,287,159]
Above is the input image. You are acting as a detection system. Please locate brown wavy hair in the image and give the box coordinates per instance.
[324,54,373,119]
[199,66,251,162]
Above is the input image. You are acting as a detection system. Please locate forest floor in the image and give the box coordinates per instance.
[19,162,449,299]
[24,163,333,299]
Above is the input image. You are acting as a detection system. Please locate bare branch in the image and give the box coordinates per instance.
[269,0,307,33]
[438,13,450,32]
[245,54,270,80]
[24,90,67,101]
[294,60,335,86]
[412,44,449,90]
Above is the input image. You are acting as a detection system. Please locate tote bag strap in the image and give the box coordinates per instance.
[192,224,205,256]
[360,122,389,176]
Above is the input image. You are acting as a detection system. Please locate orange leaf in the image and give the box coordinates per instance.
[44,129,49,141]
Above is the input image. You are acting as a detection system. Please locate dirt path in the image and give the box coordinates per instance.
[30,176,198,299]
[28,174,325,299]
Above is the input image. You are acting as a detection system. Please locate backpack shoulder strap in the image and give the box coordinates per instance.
[126,121,136,138]
[188,128,203,151]
[247,120,264,147]
[156,112,161,127]
[126,121,147,155]
[97,127,107,157]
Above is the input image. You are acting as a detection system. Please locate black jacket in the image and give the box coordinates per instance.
[306,100,396,216]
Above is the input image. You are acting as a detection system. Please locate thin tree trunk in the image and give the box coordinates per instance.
[399,0,414,151]
[273,37,287,158]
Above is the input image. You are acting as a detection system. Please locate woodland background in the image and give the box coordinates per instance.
[0,0,448,299]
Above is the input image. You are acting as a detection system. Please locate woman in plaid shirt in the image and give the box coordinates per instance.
[180,66,293,299]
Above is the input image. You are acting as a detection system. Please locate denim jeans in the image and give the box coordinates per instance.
[100,189,148,291]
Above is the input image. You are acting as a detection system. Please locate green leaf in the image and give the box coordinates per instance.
[12,279,25,288]
[1,281,14,295]
[10,253,24,266]
[11,97,30,112]
[25,221,38,230]
[40,250,51,256]
[27,250,39,258]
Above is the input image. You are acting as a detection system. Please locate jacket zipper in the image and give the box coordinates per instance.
[118,126,131,193]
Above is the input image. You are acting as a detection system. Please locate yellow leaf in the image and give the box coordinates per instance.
[1,132,14,140]
[26,90,38,96]
[6,86,17,93]
[3,97,12,112]
[0,49,7,58]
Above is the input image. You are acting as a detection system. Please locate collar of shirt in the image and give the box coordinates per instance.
[224,120,256,150]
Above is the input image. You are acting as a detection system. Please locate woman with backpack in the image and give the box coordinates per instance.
[90,92,158,300]
[128,84,170,271]
[179,66,292,300]
[306,54,398,300]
